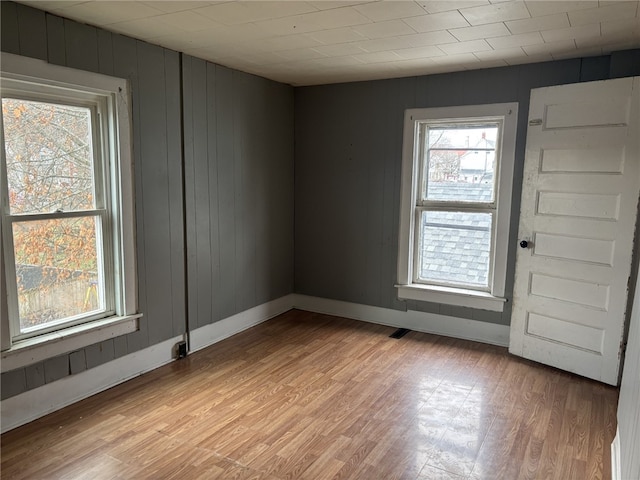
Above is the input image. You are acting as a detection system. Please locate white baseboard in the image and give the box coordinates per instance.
[189,294,295,353]
[291,294,510,347]
[0,334,182,434]
[611,428,621,480]
[1,294,295,434]
[1,293,508,433]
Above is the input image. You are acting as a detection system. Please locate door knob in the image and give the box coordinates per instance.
[520,240,528,249]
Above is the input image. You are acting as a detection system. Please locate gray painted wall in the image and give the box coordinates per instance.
[182,56,294,330]
[294,51,640,326]
[0,2,294,400]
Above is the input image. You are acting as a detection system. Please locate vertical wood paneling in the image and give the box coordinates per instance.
[233,72,247,313]
[206,62,222,324]
[24,362,45,390]
[182,55,197,336]
[183,63,294,330]
[45,14,66,66]
[16,4,47,61]
[112,33,149,354]
[137,41,174,345]
[64,19,99,73]
[193,58,213,329]
[216,66,238,321]
[97,29,114,76]
[1,2,20,55]
[165,50,185,337]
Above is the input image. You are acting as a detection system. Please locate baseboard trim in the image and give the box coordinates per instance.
[611,428,621,480]
[189,294,295,353]
[292,294,510,347]
[0,294,295,434]
[0,334,181,434]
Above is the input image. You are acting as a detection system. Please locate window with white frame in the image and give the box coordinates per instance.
[397,103,518,312]
[1,53,139,358]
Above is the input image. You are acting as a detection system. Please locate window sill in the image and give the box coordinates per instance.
[396,284,506,312]
[0,314,141,373]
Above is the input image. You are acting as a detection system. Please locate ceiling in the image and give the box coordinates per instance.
[21,0,640,86]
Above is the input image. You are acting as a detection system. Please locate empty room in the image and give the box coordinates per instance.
[1,1,640,479]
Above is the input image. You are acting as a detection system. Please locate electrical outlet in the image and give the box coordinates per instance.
[176,341,187,359]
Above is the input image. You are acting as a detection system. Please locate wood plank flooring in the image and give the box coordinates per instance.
[1,310,618,479]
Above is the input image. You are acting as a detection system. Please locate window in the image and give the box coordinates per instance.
[1,53,139,361]
[397,103,518,312]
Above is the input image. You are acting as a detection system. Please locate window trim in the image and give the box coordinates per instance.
[0,52,139,362]
[396,102,518,312]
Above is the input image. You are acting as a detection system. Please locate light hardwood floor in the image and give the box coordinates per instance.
[1,310,618,479]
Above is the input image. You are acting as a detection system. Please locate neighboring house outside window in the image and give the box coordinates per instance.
[397,103,518,312]
[0,53,140,370]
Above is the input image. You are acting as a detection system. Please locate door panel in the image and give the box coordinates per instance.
[510,77,639,385]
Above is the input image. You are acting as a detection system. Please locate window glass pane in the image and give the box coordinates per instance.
[417,211,491,288]
[12,216,105,333]
[424,125,498,202]
[2,98,95,215]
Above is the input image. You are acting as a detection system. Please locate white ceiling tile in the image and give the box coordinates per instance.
[142,2,209,14]
[312,55,363,67]
[352,19,417,39]
[438,39,493,54]
[255,34,324,52]
[568,2,639,26]
[449,22,511,41]
[460,1,530,25]
[524,1,597,18]
[300,6,373,29]
[353,1,427,22]
[154,10,222,32]
[541,23,600,43]
[256,6,372,36]
[418,1,490,14]
[406,30,460,46]
[506,13,570,34]
[522,39,576,55]
[107,16,170,40]
[353,51,404,63]
[467,58,508,69]
[431,52,481,65]
[17,0,640,86]
[403,11,470,32]
[307,1,374,10]
[355,36,417,52]
[312,43,367,56]
[601,17,640,38]
[394,45,445,59]
[487,31,543,48]
[474,46,525,60]
[54,1,165,26]
[275,47,328,62]
[306,26,368,44]
[195,2,318,26]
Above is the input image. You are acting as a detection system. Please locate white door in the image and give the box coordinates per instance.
[510,77,640,386]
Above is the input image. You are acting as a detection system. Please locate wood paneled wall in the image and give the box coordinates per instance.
[0,2,294,400]
[182,56,294,330]
[294,52,640,326]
